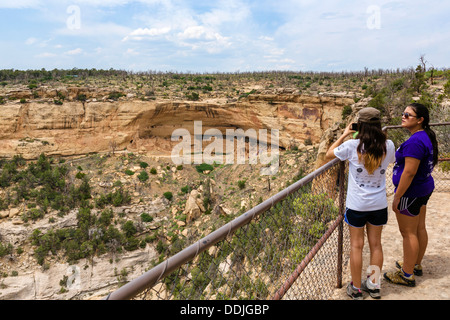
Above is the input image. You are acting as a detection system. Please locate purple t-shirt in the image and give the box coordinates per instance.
[392,131,435,197]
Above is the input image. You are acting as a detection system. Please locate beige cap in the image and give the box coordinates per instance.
[357,107,381,123]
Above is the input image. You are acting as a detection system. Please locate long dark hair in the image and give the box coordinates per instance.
[408,103,439,166]
[356,121,387,174]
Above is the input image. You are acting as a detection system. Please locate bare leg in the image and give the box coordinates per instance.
[395,212,420,275]
[349,226,365,288]
[416,205,428,265]
[366,223,384,282]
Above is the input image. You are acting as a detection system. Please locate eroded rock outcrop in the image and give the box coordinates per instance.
[0,93,353,160]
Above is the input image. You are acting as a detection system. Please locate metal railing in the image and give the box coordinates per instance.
[104,123,449,300]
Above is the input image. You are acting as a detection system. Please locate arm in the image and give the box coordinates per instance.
[392,157,421,213]
[325,123,355,161]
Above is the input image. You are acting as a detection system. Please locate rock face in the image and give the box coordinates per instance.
[0,247,157,300]
[0,93,353,160]
[0,199,169,300]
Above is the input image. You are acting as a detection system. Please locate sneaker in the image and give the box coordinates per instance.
[346,282,363,300]
[395,261,423,276]
[361,278,381,299]
[384,270,416,287]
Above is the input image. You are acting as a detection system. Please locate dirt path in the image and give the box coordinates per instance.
[332,191,450,300]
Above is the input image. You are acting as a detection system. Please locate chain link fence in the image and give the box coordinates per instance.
[105,123,449,301]
[105,159,350,300]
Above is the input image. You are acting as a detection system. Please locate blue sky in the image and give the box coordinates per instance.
[1,0,449,72]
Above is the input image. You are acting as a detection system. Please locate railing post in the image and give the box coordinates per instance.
[336,161,346,289]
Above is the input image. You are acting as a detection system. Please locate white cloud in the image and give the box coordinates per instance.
[65,48,83,55]
[259,36,274,42]
[174,25,232,55]
[55,22,131,38]
[177,26,224,41]
[25,37,38,45]
[199,0,251,27]
[24,37,54,48]
[0,0,40,8]
[124,48,139,56]
[123,27,171,41]
[36,52,57,58]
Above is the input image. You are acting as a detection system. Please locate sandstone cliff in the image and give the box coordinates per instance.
[0,90,354,160]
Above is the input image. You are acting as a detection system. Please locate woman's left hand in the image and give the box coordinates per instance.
[392,197,400,214]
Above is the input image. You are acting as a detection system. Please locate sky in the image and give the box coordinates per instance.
[0,0,449,73]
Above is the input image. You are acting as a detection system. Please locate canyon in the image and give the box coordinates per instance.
[1,69,448,300]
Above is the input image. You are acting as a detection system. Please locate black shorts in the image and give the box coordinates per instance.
[345,207,388,228]
[397,193,432,217]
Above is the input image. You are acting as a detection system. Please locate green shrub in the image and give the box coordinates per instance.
[186,92,199,101]
[75,172,86,179]
[95,188,131,208]
[292,193,338,242]
[124,237,140,251]
[0,153,92,217]
[29,204,145,265]
[139,161,149,168]
[0,242,13,257]
[137,171,149,182]
[237,180,246,189]
[440,153,450,172]
[196,163,213,173]
[98,209,113,227]
[23,208,45,222]
[108,91,125,100]
[140,213,153,222]
[341,105,352,119]
[122,221,137,237]
[444,80,450,97]
[367,91,387,114]
[112,189,131,207]
[163,191,173,201]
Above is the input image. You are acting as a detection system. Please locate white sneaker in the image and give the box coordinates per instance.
[361,278,381,299]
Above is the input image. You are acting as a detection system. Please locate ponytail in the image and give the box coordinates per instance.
[409,103,439,166]
[424,124,439,166]
[356,121,387,174]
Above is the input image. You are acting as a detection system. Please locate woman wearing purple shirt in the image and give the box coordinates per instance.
[384,103,439,287]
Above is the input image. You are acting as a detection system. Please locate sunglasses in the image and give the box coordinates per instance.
[402,112,418,119]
